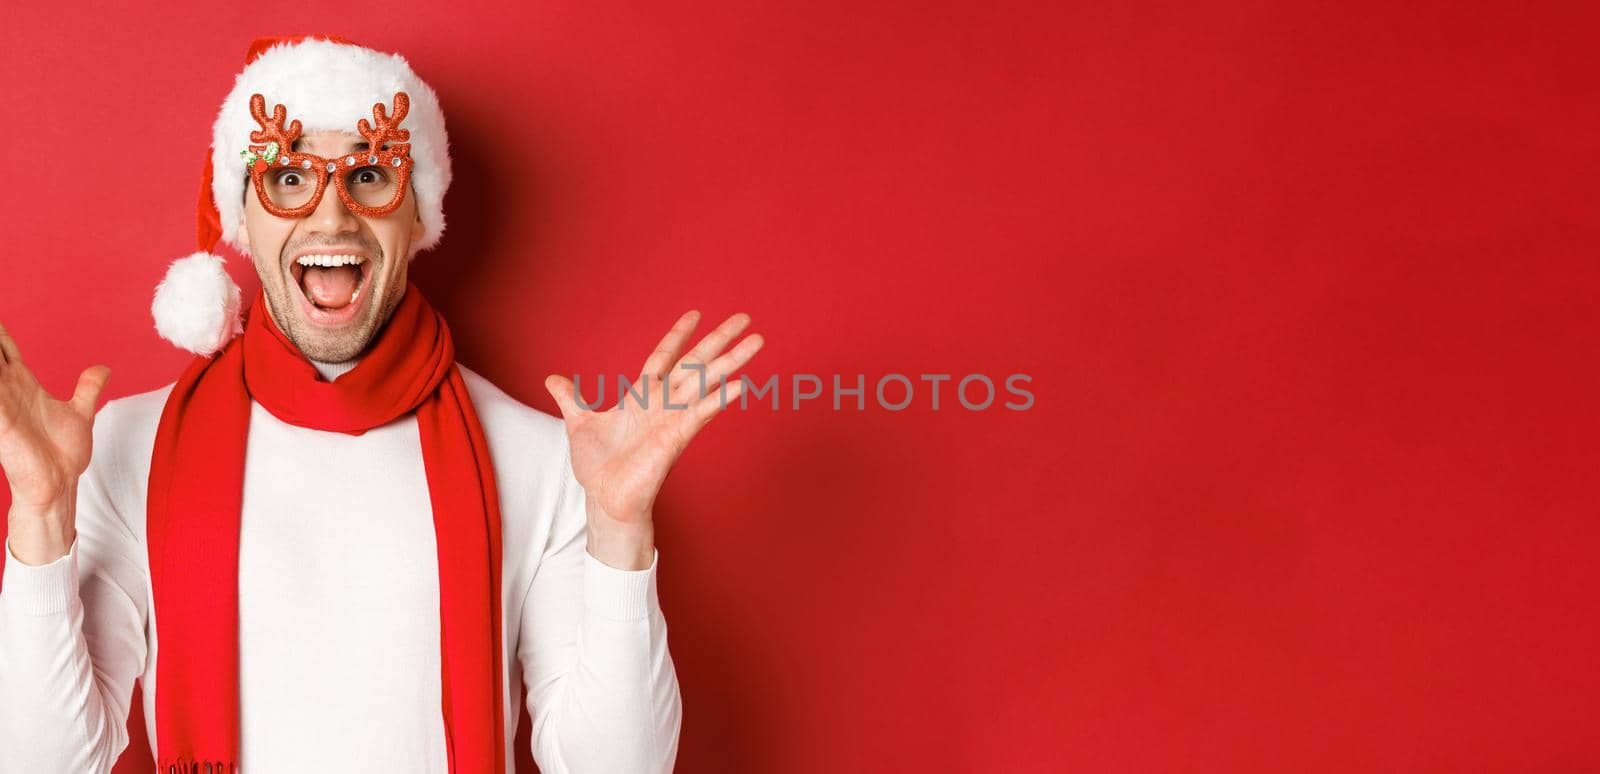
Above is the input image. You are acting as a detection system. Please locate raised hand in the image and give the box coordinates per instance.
[544,311,764,569]
[0,321,111,564]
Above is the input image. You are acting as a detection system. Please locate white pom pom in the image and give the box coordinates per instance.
[151,252,243,356]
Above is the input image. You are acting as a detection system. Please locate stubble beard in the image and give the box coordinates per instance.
[266,244,403,364]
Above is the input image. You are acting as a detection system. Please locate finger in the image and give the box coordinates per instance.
[685,376,746,428]
[0,321,19,365]
[639,310,701,380]
[69,365,112,419]
[543,374,586,421]
[673,312,751,373]
[678,333,764,402]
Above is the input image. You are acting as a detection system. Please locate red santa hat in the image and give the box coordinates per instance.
[151,35,452,356]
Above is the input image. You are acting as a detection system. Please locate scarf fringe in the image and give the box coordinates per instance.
[157,757,237,774]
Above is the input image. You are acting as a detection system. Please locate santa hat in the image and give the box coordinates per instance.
[151,35,452,356]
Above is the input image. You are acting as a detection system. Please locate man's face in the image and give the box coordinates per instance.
[240,130,424,363]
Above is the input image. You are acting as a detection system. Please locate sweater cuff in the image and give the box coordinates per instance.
[583,546,658,622]
[2,536,79,616]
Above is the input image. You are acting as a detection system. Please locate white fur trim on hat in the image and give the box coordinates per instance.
[211,38,451,256]
[152,252,244,356]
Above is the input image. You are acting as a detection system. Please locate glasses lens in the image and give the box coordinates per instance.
[344,164,402,209]
[261,164,319,210]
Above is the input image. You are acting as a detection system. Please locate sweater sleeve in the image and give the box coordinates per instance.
[0,421,150,773]
[517,454,683,773]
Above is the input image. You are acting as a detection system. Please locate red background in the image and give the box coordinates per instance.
[2,1,1597,771]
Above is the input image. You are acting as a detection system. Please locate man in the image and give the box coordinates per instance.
[0,36,762,772]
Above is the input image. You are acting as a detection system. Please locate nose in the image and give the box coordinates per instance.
[301,172,361,237]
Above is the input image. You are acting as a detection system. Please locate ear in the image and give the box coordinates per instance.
[411,208,424,242]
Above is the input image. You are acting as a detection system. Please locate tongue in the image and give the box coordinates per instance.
[302,265,361,309]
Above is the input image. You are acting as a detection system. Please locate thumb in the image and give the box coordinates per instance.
[70,365,111,419]
[543,374,583,420]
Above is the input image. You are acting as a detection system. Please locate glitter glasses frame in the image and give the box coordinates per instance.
[242,91,415,219]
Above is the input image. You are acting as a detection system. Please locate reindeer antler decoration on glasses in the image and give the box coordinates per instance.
[243,92,414,219]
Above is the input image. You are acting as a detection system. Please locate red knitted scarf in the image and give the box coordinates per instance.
[146,281,505,773]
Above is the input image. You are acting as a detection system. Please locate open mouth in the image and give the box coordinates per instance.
[290,253,376,325]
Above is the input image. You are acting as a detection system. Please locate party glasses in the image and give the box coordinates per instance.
[242,91,414,218]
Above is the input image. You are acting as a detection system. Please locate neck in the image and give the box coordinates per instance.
[308,356,361,382]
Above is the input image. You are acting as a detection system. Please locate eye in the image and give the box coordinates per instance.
[272,170,307,188]
[346,166,393,187]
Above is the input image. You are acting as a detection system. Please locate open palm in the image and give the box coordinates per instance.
[544,311,763,526]
[0,322,111,510]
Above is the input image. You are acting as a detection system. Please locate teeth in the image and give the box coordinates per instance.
[295,254,366,267]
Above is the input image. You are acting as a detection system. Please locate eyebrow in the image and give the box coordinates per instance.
[291,139,371,153]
